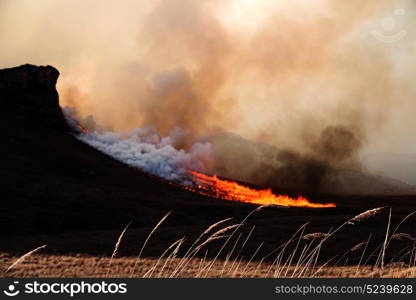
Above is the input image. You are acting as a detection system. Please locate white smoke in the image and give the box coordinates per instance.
[62,107,80,130]
[63,108,213,184]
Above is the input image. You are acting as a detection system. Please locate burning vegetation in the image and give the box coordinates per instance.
[65,113,335,208]
[188,171,335,208]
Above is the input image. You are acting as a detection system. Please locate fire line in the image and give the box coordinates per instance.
[188,171,336,208]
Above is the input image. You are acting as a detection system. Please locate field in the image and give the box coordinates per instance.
[2,254,416,278]
[2,205,416,278]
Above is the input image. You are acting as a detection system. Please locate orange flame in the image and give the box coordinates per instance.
[189,171,335,208]
[76,123,89,134]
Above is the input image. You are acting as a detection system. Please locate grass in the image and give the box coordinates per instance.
[2,254,416,278]
[2,206,416,278]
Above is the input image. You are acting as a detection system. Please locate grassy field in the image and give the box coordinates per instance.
[2,206,415,278]
[2,253,416,278]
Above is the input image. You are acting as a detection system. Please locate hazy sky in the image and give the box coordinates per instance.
[1,0,415,156]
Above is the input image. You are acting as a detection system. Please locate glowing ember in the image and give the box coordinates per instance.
[189,171,336,208]
[76,124,89,134]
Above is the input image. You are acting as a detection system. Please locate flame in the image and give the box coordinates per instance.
[75,123,89,134]
[188,171,336,208]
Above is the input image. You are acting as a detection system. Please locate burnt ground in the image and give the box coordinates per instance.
[1,64,415,267]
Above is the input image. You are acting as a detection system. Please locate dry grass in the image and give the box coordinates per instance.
[1,207,415,278]
[4,245,47,273]
[1,254,415,278]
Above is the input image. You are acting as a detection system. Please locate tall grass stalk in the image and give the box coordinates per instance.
[106,221,131,277]
[131,211,171,277]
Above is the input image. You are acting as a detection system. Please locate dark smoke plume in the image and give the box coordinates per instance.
[209,124,364,193]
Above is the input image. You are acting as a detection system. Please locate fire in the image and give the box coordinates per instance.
[76,124,89,134]
[189,171,336,208]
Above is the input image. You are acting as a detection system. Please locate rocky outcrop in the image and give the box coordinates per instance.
[0,64,68,131]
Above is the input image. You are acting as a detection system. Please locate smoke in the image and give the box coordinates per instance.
[1,0,416,190]
[80,129,212,183]
[209,124,363,192]
[75,125,212,184]
[63,107,212,183]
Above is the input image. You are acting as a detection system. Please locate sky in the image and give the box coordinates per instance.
[1,0,415,158]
